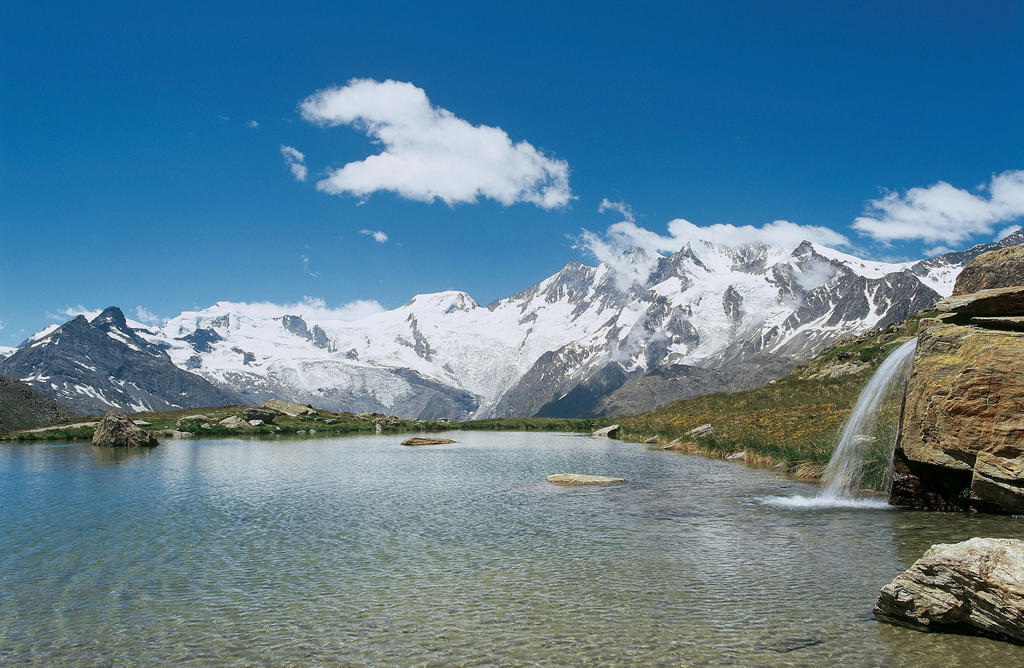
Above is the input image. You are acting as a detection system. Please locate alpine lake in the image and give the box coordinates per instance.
[2,431,1022,666]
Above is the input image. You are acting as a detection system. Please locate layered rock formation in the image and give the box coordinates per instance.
[889,254,1024,513]
[874,538,1024,644]
[952,244,1024,295]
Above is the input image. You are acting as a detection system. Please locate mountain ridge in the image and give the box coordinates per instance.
[4,230,1022,418]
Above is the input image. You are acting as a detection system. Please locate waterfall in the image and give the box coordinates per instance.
[817,337,918,501]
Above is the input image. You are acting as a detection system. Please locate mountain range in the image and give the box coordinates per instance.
[3,230,1022,419]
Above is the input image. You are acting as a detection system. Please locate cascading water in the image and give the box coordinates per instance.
[817,337,918,501]
[760,337,918,509]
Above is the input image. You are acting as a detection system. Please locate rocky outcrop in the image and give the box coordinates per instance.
[874,538,1024,644]
[686,423,715,439]
[218,415,248,429]
[0,374,79,432]
[546,474,625,485]
[92,411,158,447]
[890,272,1024,513]
[592,424,620,438]
[263,399,314,416]
[400,437,456,446]
[953,245,1024,296]
[241,407,277,423]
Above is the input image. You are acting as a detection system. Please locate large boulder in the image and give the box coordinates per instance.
[953,245,1024,296]
[219,415,248,429]
[241,407,277,423]
[263,399,314,416]
[874,538,1024,644]
[592,424,620,438]
[890,318,1024,513]
[92,411,158,447]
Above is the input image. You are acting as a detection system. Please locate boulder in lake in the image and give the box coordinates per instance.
[874,537,1024,644]
[263,399,314,416]
[546,473,625,485]
[592,424,620,438]
[92,411,158,447]
[401,437,456,446]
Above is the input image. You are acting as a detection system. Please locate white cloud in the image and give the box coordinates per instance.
[580,202,851,291]
[246,120,259,128]
[280,145,307,181]
[0,320,4,330]
[359,229,388,243]
[299,78,571,209]
[598,198,635,223]
[852,170,1024,245]
[213,296,385,323]
[134,306,162,326]
[924,245,956,257]
[47,305,102,321]
[997,224,1022,240]
[301,255,319,278]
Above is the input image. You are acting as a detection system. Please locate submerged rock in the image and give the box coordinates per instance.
[592,424,620,438]
[401,437,456,446]
[874,538,1024,644]
[546,473,625,485]
[92,411,158,447]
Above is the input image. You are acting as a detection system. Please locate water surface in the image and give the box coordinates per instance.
[1,431,1022,665]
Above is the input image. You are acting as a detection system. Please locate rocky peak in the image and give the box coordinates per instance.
[91,306,128,330]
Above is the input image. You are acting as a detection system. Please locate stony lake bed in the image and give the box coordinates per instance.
[2,431,1023,666]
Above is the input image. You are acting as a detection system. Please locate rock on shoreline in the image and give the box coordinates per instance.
[401,437,456,446]
[92,411,158,447]
[874,537,1024,644]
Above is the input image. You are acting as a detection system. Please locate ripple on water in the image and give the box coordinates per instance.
[1,432,1023,666]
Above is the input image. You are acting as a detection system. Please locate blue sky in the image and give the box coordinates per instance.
[2,1,1023,344]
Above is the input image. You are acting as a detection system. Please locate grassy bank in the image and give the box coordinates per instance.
[614,315,927,488]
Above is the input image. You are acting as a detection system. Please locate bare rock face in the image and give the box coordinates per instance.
[874,538,1024,644]
[92,411,158,447]
[890,318,1024,513]
[953,245,1024,296]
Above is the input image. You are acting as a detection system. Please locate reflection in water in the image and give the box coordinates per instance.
[0,433,1022,666]
[90,445,154,465]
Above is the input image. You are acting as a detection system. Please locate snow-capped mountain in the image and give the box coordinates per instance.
[5,231,1022,419]
[0,307,240,415]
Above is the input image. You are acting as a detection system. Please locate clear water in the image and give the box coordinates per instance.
[1,431,1022,666]
[820,337,918,500]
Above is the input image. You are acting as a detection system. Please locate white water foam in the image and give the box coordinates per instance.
[757,495,892,510]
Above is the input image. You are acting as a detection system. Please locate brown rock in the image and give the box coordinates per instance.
[953,245,1024,296]
[401,437,456,446]
[92,411,158,447]
[889,320,1024,513]
[874,538,1024,644]
[546,473,625,485]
